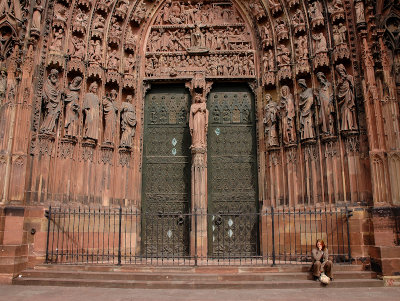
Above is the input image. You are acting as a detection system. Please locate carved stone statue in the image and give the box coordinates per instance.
[332,25,341,46]
[169,1,183,24]
[298,79,315,140]
[264,94,279,147]
[313,33,328,53]
[126,27,137,47]
[155,2,171,24]
[309,1,324,27]
[40,69,63,134]
[116,0,129,15]
[31,0,43,31]
[263,49,275,73]
[277,43,290,66]
[0,69,7,104]
[124,54,135,74]
[133,0,147,23]
[110,18,122,37]
[338,23,347,44]
[261,23,272,48]
[189,24,207,52]
[148,30,161,52]
[313,32,330,68]
[292,8,305,29]
[267,49,275,70]
[189,94,209,148]
[49,28,64,52]
[92,14,105,35]
[336,64,357,131]
[249,2,265,21]
[102,89,118,145]
[73,8,89,31]
[332,23,350,61]
[275,17,289,41]
[64,76,82,138]
[280,86,296,145]
[295,35,308,59]
[83,82,101,141]
[355,0,365,24]
[69,36,85,59]
[316,72,335,136]
[331,0,344,12]
[89,39,102,62]
[120,97,137,149]
[107,48,119,71]
[54,2,68,23]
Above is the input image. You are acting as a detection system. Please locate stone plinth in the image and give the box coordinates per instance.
[0,206,47,283]
[370,246,400,276]
[0,206,27,283]
[370,207,400,275]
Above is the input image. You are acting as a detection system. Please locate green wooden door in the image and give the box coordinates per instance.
[207,85,259,256]
[142,86,191,256]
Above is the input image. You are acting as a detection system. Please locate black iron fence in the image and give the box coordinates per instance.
[45,205,352,266]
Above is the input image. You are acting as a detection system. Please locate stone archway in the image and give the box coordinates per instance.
[140,0,260,257]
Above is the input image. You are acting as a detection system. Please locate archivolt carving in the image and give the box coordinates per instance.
[328,0,345,23]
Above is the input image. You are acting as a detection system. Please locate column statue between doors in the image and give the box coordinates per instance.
[189,93,209,149]
[189,93,209,258]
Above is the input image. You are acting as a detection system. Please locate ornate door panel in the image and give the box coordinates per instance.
[142,86,191,256]
[207,85,259,256]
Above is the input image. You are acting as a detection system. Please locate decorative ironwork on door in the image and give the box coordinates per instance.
[207,85,259,256]
[142,86,191,256]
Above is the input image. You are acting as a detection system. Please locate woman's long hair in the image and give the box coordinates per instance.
[316,239,326,251]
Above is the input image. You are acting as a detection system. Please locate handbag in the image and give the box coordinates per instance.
[319,272,330,284]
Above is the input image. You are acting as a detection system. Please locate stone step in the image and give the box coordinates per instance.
[32,263,364,273]
[17,269,377,281]
[13,277,384,289]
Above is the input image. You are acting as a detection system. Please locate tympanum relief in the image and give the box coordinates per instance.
[145,1,255,80]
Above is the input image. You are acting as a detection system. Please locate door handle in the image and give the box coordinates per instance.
[177,215,184,225]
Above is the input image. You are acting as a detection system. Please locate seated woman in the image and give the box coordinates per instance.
[311,239,333,281]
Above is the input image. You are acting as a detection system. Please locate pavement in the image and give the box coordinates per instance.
[0,285,400,301]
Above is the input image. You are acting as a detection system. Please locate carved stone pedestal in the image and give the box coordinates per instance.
[190,147,207,258]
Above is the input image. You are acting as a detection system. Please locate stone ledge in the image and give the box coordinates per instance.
[0,244,28,257]
[369,246,400,258]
